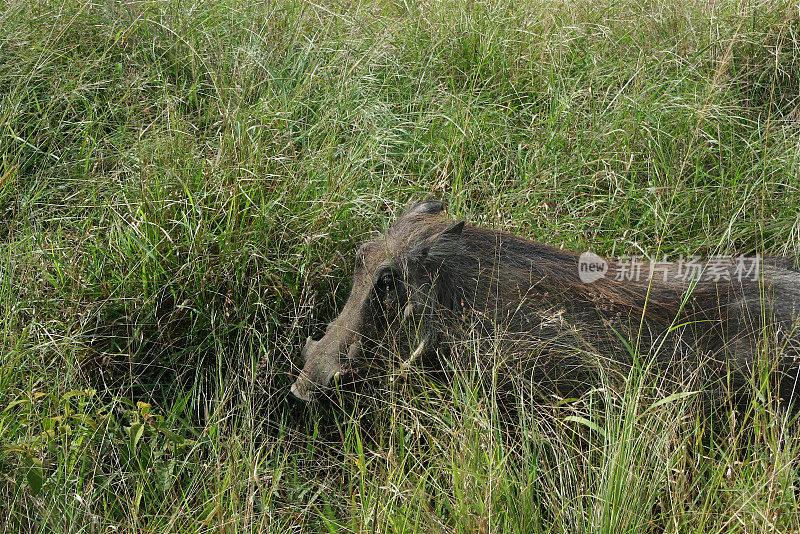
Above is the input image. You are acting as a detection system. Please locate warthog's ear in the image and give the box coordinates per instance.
[424,221,466,264]
[402,199,445,217]
[439,221,465,237]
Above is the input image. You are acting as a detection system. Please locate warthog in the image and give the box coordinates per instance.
[290,200,800,405]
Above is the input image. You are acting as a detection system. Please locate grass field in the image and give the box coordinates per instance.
[2,0,800,531]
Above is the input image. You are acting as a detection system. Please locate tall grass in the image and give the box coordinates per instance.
[1,0,799,531]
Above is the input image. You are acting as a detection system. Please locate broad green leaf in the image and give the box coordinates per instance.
[23,455,44,496]
[128,422,145,452]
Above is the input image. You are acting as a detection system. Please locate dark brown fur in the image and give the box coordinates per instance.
[291,200,800,405]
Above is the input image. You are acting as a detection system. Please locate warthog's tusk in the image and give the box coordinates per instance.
[389,338,427,383]
[402,338,426,371]
[400,302,414,325]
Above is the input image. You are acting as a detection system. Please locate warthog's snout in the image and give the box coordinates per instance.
[290,335,340,402]
[291,327,362,402]
[289,337,325,402]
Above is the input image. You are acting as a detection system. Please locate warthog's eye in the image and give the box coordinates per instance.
[379,271,393,287]
[375,269,396,295]
[373,267,406,314]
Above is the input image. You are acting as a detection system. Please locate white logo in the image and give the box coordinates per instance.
[578,252,608,283]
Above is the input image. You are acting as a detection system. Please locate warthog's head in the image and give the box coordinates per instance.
[290,200,468,402]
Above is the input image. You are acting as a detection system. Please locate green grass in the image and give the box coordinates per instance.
[1,0,800,531]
